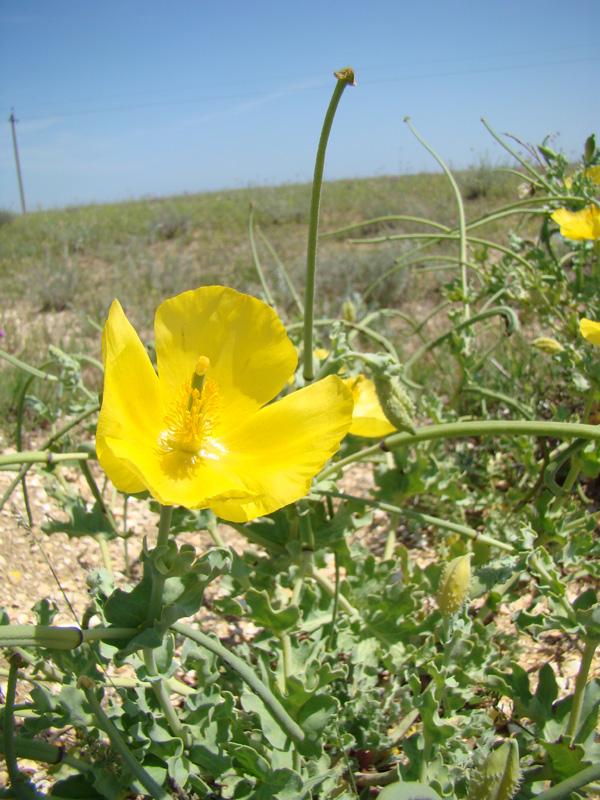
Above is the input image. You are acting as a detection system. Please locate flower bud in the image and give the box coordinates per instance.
[532,336,564,354]
[437,555,471,617]
[374,375,416,434]
[467,740,521,800]
[342,300,357,323]
[584,133,596,163]
[538,144,558,164]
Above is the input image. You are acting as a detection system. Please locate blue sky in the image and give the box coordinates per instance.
[0,0,598,211]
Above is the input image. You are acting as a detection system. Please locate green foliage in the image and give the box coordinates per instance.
[1,109,599,800]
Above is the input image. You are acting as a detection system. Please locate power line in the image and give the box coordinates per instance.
[10,41,598,114]
[10,54,600,123]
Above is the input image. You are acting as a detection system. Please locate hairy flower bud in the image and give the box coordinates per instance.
[584,133,596,164]
[437,555,471,617]
[532,336,564,354]
[342,300,357,323]
[467,740,521,800]
[374,376,416,434]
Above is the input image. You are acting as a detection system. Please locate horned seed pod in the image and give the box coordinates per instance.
[374,375,416,434]
[437,554,471,617]
[532,336,564,354]
[466,739,521,800]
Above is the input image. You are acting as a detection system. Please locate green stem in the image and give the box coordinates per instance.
[3,655,26,795]
[565,639,598,739]
[95,534,113,576]
[320,420,600,480]
[322,214,451,238]
[0,450,90,468]
[248,203,275,306]
[532,761,600,800]
[79,457,121,543]
[145,504,174,627]
[350,231,534,274]
[463,383,533,419]
[171,621,305,744]
[143,648,191,748]
[551,383,596,512]
[527,551,577,624]
[481,117,554,194]
[307,565,361,616]
[303,67,355,381]
[325,552,341,651]
[81,679,170,800]
[207,512,227,548]
[0,403,100,514]
[405,117,469,324]
[383,512,399,560]
[257,227,304,315]
[403,305,518,378]
[0,348,60,382]
[315,490,515,552]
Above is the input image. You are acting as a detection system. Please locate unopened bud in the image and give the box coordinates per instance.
[437,555,471,617]
[538,144,558,164]
[584,134,596,163]
[532,337,564,354]
[342,300,357,323]
[467,740,521,800]
[374,376,416,434]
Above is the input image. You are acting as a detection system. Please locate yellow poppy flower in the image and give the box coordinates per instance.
[342,374,396,437]
[96,286,354,523]
[580,318,600,348]
[551,205,600,240]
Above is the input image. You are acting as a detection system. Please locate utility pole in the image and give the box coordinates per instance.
[9,109,26,213]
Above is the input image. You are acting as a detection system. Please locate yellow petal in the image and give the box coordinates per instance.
[343,375,396,437]
[580,318,600,348]
[96,300,165,494]
[551,205,600,240]
[207,375,354,522]
[154,287,297,433]
[586,165,600,185]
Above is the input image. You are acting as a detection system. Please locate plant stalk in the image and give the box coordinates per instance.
[303,67,355,381]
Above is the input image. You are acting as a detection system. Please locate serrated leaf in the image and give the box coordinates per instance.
[254,768,304,800]
[378,782,443,800]
[245,589,300,633]
[229,743,271,780]
[42,497,115,539]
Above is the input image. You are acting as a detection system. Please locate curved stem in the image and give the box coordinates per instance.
[143,647,191,748]
[257,227,304,315]
[303,68,355,381]
[320,420,600,479]
[315,489,515,552]
[248,203,275,306]
[403,305,518,377]
[533,761,600,800]
[81,680,170,800]
[405,118,469,324]
[322,214,451,239]
[170,621,305,744]
[481,117,554,194]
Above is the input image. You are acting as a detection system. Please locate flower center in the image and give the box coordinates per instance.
[158,356,221,456]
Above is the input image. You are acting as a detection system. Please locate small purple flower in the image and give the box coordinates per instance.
[0,329,5,339]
